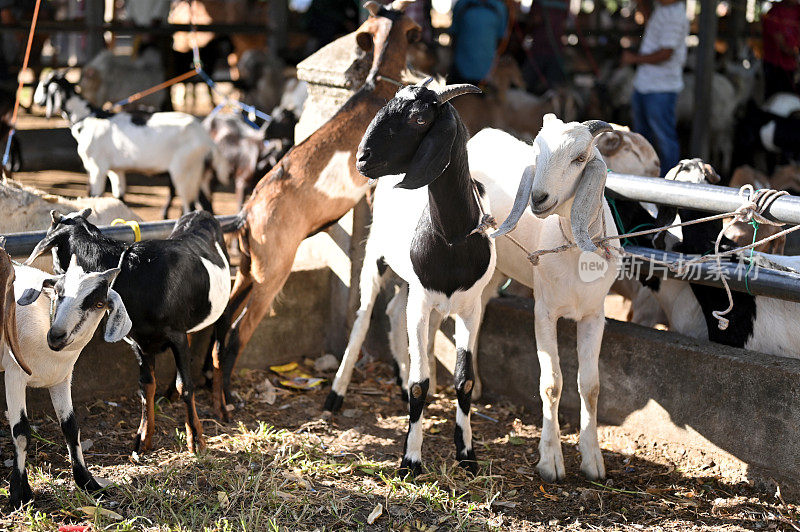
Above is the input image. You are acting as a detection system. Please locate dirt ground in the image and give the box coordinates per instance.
[1,360,797,531]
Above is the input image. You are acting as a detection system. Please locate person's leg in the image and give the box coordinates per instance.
[643,92,680,176]
[631,90,655,151]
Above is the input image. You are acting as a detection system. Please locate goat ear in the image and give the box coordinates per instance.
[16,275,58,306]
[50,210,63,225]
[493,165,534,238]
[394,106,457,190]
[570,156,607,253]
[98,266,120,285]
[24,229,63,266]
[596,131,623,158]
[1,269,30,375]
[78,207,92,219]
[104,289,132,343]
[356,31,374,52]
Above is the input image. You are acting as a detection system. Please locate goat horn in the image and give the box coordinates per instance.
[364,1,381,15]
[582,120,614,137]
[435,83,482,104]
[390,0,413,11]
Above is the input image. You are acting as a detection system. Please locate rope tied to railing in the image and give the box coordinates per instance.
[709,185,787,330]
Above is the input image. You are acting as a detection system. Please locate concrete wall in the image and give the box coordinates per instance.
[475,296,800,492]
[15,264,332,411]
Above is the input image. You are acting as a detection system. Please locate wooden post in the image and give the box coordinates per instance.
[690,0,718,160]
[84,0,104,58]
[269,0,289,54]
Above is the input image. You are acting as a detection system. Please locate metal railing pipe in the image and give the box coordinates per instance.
[1,215,239,259]
[624,245,800,303]
[606,173,800,226]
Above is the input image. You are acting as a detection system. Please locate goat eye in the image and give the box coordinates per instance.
[95,301,105,309]
[416,117,426,125]
[573,154,587,164]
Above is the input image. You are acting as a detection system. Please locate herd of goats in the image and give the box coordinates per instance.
[1,0,799,510]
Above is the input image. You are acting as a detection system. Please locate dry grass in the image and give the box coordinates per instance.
[0,362,798,531]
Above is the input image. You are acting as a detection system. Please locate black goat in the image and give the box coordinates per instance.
[25,209,231,454]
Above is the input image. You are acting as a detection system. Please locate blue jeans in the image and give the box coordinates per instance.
[631,90,680,177]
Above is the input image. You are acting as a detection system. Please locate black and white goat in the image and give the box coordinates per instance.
[643,160,800,356]
[25,209,231,454]
[324,80,493,475]
[33,72,230,218]
[5,254,131,507]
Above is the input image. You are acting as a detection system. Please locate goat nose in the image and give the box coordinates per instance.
[357,148,371,163]
[47,329,67,349]
[531,192,549,207]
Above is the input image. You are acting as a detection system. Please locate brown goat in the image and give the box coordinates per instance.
[209,1,421,419]
[0,246,28,375]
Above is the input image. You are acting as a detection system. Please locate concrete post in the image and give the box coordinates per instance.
[294,32,373,353]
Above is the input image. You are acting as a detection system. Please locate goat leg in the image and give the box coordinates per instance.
[326,252,386,412]
[399,288,431,477]
[5,373,32,508]
[452,304,481,475]
[49,377,103,493]
[210,309,233,422]
[161,180,176,220]
[170,333,205,453]
[132,346,156,455]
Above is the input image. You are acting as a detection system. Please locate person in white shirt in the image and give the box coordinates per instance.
[622,0,689,176]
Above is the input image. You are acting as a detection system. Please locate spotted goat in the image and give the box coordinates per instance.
[25,209,231,455]
[4,251,131,507]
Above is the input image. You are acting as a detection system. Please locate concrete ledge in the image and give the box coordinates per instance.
[10,265,332,411]
[476,296,800,491]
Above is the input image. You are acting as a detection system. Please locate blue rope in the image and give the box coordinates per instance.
[2,128,15,168]
[196,67,270,127]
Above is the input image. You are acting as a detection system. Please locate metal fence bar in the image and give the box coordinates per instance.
[624,246,800,303]
[1,215,239,258]
[606,172,800,226]
[0,21,269,36]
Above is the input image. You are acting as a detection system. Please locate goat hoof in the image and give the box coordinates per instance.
[9,481,33,509]
[398,458,423,478]
[536,455,566,483]
[323,391,344,413]
[132,433,152,455]
[580,447,606,481]
[214,406,231,423]
[82,477,104,494]
[458,449,478,475]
